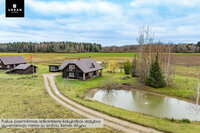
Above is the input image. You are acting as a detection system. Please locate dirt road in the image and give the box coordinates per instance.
[43,73,161,133]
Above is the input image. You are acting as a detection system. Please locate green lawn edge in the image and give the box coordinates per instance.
[55,73,200,133]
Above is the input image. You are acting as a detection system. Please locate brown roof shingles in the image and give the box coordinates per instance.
[59,58,103,73]
[0,56,26,65]
[13,64,37,70]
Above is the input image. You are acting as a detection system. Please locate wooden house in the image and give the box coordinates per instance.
[7,64,37,74]
[59,58,103,80]
[48,65,60,72]
[0,56,26,70]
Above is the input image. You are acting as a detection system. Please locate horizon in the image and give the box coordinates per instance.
[0,0,200,46]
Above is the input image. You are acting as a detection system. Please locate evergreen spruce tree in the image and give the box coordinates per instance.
[146,53,166,88]
[131,55,137,77]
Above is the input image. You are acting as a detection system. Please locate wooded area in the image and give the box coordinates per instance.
[103,42,200,53]
[0,42,102,53]
[0,41,200,53]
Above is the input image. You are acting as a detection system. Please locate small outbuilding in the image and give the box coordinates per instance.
[59,58,103,81]
[7,64,37,74]
[48,65,60,72]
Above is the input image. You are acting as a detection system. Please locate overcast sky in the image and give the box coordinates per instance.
[0,0,200,46]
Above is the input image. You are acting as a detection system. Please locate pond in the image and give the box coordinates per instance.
[93,89,200,121]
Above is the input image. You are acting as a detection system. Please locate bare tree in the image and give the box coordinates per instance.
[193,78,200,121]
[136,25,154,81]
[190,71,200,121]
[165,45,172,86]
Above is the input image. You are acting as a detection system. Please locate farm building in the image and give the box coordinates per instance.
[59,58,103,80]
[48,65,60,72]
[7,64,37,74]
[0,56,26,70]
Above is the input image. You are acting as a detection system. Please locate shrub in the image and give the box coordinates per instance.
[124,60,131,75]
[146,53,166,88]
[182,118,190,123]
[107,60,119,73]
[170,118,175,122]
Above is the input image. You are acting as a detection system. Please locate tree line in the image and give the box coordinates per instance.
[0,41,200,53]
[0,42,102,53]
[102,42,200,53]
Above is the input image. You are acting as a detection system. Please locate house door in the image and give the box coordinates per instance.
[78,73,83,79]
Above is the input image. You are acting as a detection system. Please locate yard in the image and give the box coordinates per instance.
[0,53,200,133]
[0,60,117,133]
[55,71,200,133]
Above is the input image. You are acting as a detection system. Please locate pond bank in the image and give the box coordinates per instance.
[55,73,200,133]
[92,89,200,121]
[84,81,199,105]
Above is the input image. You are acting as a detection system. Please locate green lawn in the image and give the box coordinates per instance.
[58,53,135,57]
[55,72,200,133]
[1,52,200,133]
[133,75,198,100]
[0,68,116,133]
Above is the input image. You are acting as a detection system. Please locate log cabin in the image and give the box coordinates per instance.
[59,58,103,80]
[0,56,26,70]
[7,64,37,74]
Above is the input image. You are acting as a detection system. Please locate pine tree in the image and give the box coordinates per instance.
[124,60,131,74]
[146,53,166,88]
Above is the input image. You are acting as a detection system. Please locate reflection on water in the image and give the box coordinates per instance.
[93,89,200,121]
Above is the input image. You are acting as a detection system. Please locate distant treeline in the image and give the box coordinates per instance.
[102,42,200,53]
[0,42,102,53]
[0,41,200,53]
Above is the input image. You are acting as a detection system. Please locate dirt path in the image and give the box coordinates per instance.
[43,73,162,133]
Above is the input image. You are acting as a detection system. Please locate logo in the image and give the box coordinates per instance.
[13,4,17,9]
[6,0,24,17]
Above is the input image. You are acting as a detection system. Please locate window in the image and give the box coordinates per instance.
[90,63,95,68]
[69,72,74,77]
[0,65,2,68]
[51,67,56,72]
[0,60,1,63]
[69,65,75,69]
[7,65,10,68]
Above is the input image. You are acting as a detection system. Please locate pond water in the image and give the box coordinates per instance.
[93,89,200,121]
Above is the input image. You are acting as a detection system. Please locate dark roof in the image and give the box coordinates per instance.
[0,56,26,65]
[14,64,37,70]
[59,58,103,73]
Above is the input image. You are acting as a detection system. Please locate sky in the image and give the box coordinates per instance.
[0,0,200,46]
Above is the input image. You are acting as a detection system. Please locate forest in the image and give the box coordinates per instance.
[102,42,200,53]
[0,41,200,53]
[0,42,102,53]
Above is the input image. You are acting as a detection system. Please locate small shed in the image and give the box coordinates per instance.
[48,65,60,72]
[7,64,37,74]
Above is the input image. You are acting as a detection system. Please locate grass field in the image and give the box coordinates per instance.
[1,52,200,66]
[0,63,117,132]
[0,52,200,133]
[131,74,198,100]
[58,53,136,57]
[55,72,200,133]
